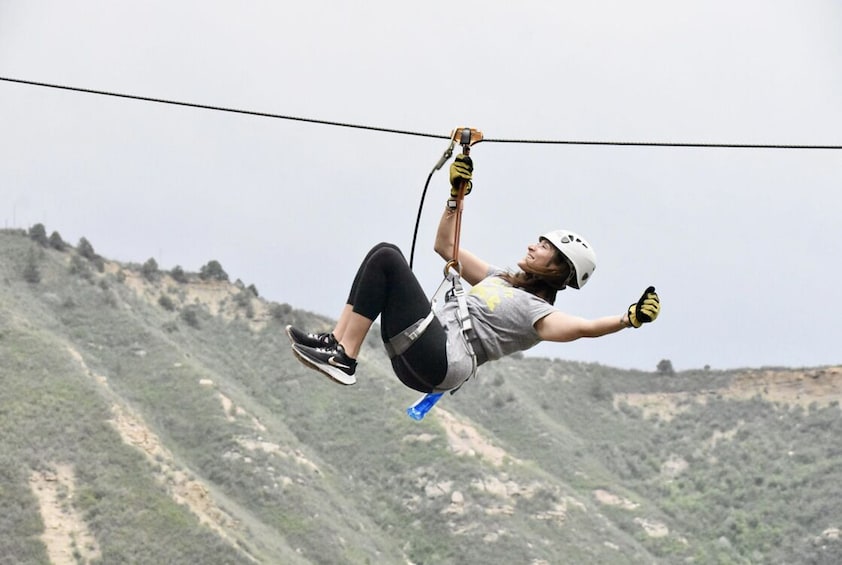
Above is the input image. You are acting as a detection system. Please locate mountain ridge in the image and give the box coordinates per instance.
[2,227,841,564]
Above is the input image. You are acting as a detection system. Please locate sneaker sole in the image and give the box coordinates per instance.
[290,344,357,386]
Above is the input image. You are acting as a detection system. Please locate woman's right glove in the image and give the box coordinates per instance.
[449,154,473,197]
[627,286,660,328]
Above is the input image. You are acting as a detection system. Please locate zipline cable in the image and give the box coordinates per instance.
[3,76,841,151]
[0,76,448,141]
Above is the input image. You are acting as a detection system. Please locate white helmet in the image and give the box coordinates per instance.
[540,229,596,289]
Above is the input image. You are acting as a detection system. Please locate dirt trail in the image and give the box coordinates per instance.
[64,345,258,563]
[29,464,101,565]
[435,408,520,467]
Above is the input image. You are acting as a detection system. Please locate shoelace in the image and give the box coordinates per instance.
[301,332,335,347]
[308,344,344,356]
[318,333,337,346]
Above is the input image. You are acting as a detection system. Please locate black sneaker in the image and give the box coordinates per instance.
[285,325,338,349]
[291,343,357,385]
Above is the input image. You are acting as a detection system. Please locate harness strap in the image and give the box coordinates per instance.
[450,274,473,335]
[384,275,450,359]
[384,310,436,358]
[444,271,478,393]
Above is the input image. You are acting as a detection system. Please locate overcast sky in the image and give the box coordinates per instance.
[2,1,840,372]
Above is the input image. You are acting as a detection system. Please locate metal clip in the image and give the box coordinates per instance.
[451,127,484,155]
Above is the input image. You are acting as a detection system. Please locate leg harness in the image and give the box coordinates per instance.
[384,266,477,391]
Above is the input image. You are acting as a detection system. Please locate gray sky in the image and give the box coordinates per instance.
[2,1,840,372]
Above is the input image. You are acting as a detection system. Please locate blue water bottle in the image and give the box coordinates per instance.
[406,392,444,420]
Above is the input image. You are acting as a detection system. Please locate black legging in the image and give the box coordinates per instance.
[346,243,447,392]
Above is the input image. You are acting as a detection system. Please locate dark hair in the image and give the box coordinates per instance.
[498,251,571,305]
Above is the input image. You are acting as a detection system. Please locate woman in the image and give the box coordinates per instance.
[287,155,660,392]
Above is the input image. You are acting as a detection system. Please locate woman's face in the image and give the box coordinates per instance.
[518,238,561,271]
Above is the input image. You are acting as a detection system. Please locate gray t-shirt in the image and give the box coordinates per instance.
[465,266,556,362]
[433,266,555,391]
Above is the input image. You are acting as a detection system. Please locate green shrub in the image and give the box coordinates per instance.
[657,359,675,375]
[181,305,201,328]
[142,258,159,282]
[269,303,292,320]
[28,223,48,247]
[23,248,41,284]
[48,231,66,251]
[77,237,96,260]
[69,255,94,283]
[170,265,188,283]
[199,260,228,282]
[158,294,176,312]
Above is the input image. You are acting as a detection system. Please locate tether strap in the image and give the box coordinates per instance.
[391,136,478,386]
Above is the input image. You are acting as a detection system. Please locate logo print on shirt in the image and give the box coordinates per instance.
[469,278,514,312]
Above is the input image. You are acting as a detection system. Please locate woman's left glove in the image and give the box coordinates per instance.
[627,286,660,328]
[449,154,473,197]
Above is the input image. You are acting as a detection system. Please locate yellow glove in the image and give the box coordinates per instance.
[627,286,660,328]
[449,154,473,197]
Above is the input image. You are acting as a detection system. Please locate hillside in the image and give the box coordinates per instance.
[2,227,841,565]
